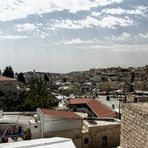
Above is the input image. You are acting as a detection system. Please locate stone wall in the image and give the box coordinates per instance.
[43,122,120,148]
[89,124,120,148]
[120,103,148,148]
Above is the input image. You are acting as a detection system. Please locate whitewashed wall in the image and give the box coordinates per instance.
[43,116,81,133]
[37,109,81,135]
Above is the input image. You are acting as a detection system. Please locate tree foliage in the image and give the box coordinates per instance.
[3,66,14,78]
[0,92,25,111]
[17,72,25,84]
[0,77,57,111]
[24,77,56,111]
[44,73,49,82]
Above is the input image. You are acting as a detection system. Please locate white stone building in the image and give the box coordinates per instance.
[29,108,82,148]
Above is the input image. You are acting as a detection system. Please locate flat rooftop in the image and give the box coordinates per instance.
[83,118,121,127]
[96,95,119,112]
[0,137,76,148]
[0,115,33,125]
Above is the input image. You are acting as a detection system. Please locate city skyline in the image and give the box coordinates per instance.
[0,0,148,73]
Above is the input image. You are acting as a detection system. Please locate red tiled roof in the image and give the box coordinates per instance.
[39,108,82,119]
[69,98,117,118]
[69,98,91,104]
[0,76,16,81]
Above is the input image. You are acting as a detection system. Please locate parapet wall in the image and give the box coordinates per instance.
[43,128,82,148]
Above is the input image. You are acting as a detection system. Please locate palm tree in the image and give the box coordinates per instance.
[25,77,56,111]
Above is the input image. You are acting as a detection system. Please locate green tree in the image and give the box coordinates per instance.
[0,92,25,111]
[3,66,14,78]
[25,77,56,111]
[17,72,25,84]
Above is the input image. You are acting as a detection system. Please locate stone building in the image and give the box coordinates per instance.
[33,108,82,148]
[127,94,148,103]
[30,108,120,148]
[133,81,148,91]
[0,76,17,93]
[120,103,148,148]
[82,118,121,148]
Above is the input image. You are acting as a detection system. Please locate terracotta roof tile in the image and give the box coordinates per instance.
[39,108,82,119]
[69,98,91,104]
[69,98,117,118]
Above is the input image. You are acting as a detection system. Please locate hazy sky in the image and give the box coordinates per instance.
[0,0,148,73]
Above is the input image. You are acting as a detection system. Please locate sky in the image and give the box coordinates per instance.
[0,0,148,73]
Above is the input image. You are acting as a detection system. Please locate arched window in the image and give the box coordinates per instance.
[102,136,108,147]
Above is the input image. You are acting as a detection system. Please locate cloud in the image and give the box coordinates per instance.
[15,23,37,32]
[13,22,53,38]
[112,32,131,41]
[0,0,124,21]
[0,35,28,39]
[111,44,148,52]
[95,15,133,28]
[50,19,83,30]
[139,33,148,39]
[61,38,83,44]
[91,12,101,17]
[79,43,148,52]
[55,32,146,47]
[32,29,50,38]
[50,15,133,30]
[56,38,98,45]
[55,33,132,45]
[101,5,148,16]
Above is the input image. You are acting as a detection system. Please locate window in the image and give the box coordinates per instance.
[134,98,137,103]
[84,138,89,144]
[102,136,108,147]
